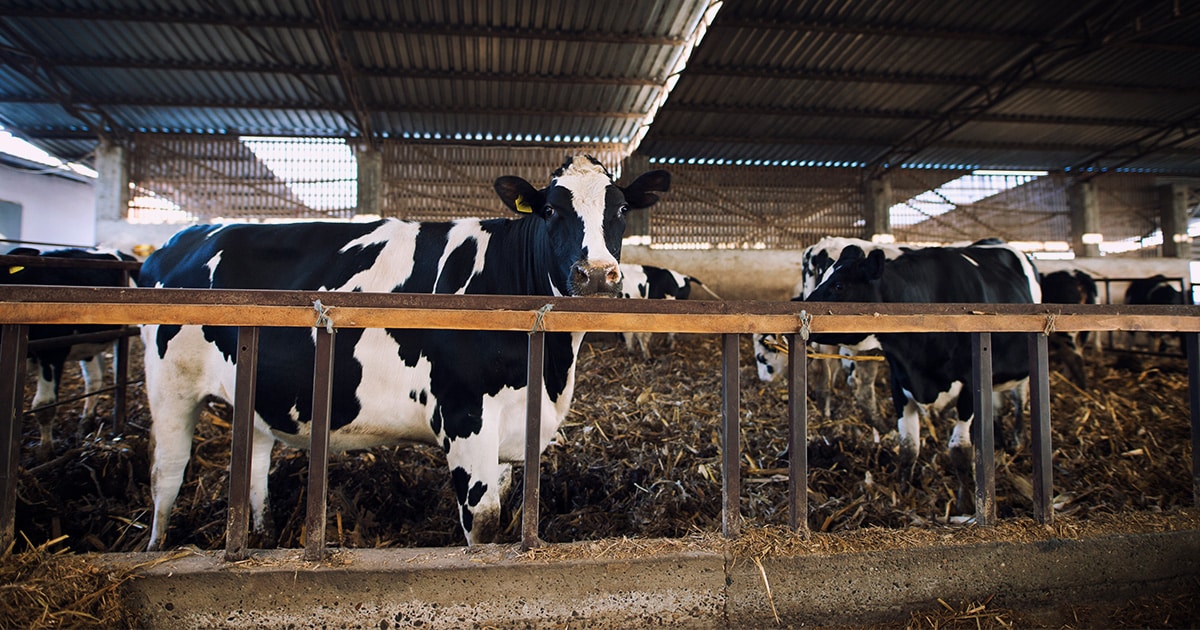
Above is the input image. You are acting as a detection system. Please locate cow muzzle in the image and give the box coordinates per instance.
[570,261,621,296]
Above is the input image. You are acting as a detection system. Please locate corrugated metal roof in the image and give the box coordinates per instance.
[0,0,1197,175]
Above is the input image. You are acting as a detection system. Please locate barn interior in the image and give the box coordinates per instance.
[2,2,1200,628]
[1,0,1198,299]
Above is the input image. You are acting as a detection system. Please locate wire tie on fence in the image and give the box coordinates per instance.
[313,299,335,334]
[1043,312,1056,336]
[798,310,812,342]
[530,303,553,335]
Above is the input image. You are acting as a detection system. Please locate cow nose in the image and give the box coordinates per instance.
[570,262,621,295]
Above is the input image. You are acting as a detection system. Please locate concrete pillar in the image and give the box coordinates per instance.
[1159,183,1190,259]
[93,138,130,222]
[355,145,382,217]
[620,154,652,244]
[1068,179,1101,258]
[863,175,892,241]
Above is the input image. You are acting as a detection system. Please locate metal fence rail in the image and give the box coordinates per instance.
[1,286,1198,559]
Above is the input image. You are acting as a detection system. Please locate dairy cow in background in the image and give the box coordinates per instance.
[1123,274,1187,354]
[2,246,139,457]
[1039,269,1099,388]
[755,237,907,425]
[138,155,670,550]
[616,263,716,358]
[805,239,1041,514]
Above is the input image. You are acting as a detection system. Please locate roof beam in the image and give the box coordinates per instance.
[667,103,1165,129]
[0,20,126,142]
[1069,106,1200,181]
[0,94,646,119]
[864,0,1193,176]
[683,64,1200,96]
[0,8,684,46]
[312,0,375,148]
[38,56,661,87]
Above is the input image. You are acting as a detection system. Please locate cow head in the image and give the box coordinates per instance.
[494,155,670,297]
[804,245,884,346]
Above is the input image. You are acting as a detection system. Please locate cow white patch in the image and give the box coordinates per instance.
[334,219,422,292]
[554,160,618,269]
[435,222,490,294]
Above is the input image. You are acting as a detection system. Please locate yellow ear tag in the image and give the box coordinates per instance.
[8,266,23,274]
[515,195,534,214]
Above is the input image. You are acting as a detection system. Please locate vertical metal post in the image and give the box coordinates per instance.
[971,332,996,526]
[113,332,130,433]
[305,328,336,561]
[0,325,29,552]
[1187,332,1200,507]
[226,326,259,561]
[521,331,545,551]
[113,268,133,433]
[721,333,741,538]
[1027,333,1053,524]
[786,333,809,534]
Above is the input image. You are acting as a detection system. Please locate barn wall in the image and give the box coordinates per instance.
[0,167,95,247]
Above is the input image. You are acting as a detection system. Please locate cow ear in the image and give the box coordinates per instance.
[494,176,545,215]
[622,170,671,210]
[864,249,886,280]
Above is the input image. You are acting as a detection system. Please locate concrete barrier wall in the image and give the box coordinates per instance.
[112,527,1200,628]
[622,245,1193,302]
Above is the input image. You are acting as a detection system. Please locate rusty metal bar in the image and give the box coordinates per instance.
[225,326,259,561]
[25,326,139,352]
[1027,333,1053,524]
[24,379,143,415]
[721,333,740,538]
[305,328,336,561]
[113,332,130,433]
[522,330,545,551]
[971,332,996,526]
[0,324,29,551]
[786,333,808,534]
[1188,332,1200,507]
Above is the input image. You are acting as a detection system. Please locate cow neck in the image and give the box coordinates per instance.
[479,215,563,297]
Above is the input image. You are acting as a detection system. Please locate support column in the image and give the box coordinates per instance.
[621,154,652,244]
[1068,179,1101,258]
[863,175,892,242]
[1160,183,1191,259]
[93,138,130,222]
[355,145,382,217]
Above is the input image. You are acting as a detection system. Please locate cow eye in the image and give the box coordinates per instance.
[542,205,556,219]
[617,204,629,216]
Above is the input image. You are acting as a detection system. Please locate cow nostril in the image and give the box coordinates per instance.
[572,264,589,282]
[606,267,620,284]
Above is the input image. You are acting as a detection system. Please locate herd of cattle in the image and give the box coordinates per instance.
[2,154,1191,549]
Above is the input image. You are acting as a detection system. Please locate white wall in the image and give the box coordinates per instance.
[0,166,96,247]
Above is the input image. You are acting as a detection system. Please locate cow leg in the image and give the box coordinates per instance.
[30,357,64,458]
[247,422,277,544]
[76,353,105,436]
[442,414,506,545]
[636,332,653,360]
[851,356,884,433]
[947,408,975,516]
[147,396,203,551]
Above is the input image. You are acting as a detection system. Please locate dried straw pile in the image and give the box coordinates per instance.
[6,331,1198,626]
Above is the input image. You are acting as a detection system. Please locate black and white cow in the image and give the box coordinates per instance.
[616,263,707,358]
[1124,274,1186,353]
[2,246,138,456]
[1040,269,1099,387]
[804,239,1041,514]
[138,155,670,550]
[754,237,907,424]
